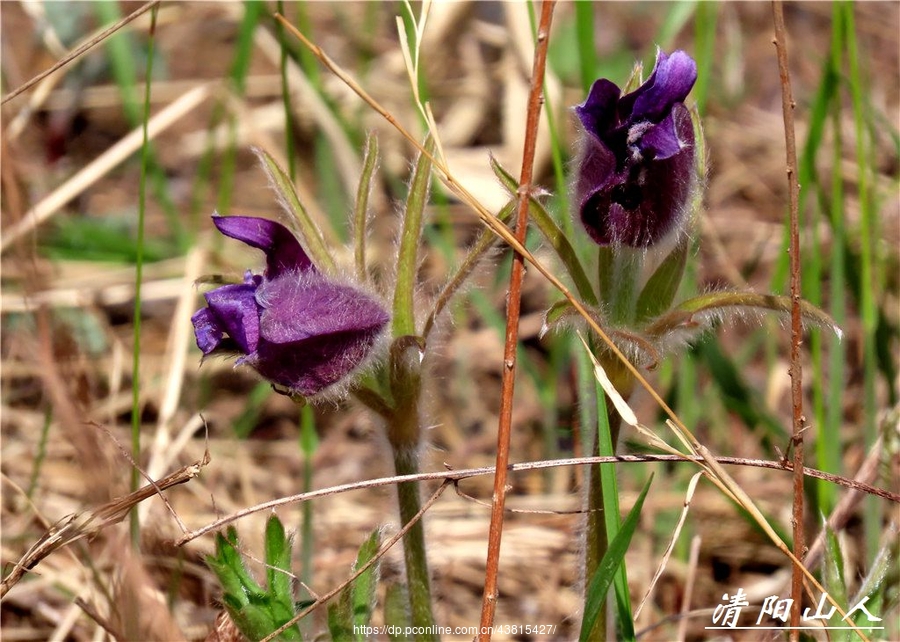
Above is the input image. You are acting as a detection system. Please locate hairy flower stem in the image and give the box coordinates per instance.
[387,337,437,638]
[602,246,642,326]
[391,446,437,639]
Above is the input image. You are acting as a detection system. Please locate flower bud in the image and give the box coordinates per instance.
[575,49,698,247]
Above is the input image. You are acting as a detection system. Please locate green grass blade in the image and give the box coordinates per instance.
[574,1,597,92]
[841,0,883,560]
[691,1,718,116]
[298,404,317,604]
[580,473,653,642]
[215,0,264,217]
[592,389,636,641]
[127,2,160,546]
[656,2,697,53]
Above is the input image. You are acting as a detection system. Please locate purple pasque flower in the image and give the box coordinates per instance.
[575,49,697,247]
[192,215,390,397]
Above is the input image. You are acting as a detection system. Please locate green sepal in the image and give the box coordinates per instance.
[393,137,434,338]
[490,156,598,306]
[635,234,689,324]
[621,59,645,94]
[254,147,336,273]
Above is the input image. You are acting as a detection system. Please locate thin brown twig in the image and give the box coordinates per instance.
[173,454,898,547]
[771,2,805,636]
[479,2,555,638]
[1,1,161,105]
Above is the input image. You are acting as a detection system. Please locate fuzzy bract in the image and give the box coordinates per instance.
[192,215,389,397]
[575,49,698,247]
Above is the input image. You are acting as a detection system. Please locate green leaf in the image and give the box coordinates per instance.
[207,523,301,642]
[384,582,411,641]
[490,156,598,305]
[635,234,689,324]
[645,291,843,339]
[265,515,292,602]
[579,474,653,642]
[255,147,335,273]
[393,137,434,338]
[542,299,576,334]
[823,522,848,612]
[330,528,383,640]
[355,133,380,282]
[350,529,382,630]
[208,528,265,605]
[327,598,353,642]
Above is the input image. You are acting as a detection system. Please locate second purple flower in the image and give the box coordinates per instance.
[575,49,698,247]
[191,215,390,397]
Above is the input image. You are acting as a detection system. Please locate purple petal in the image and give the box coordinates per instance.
[202,282,261,353]
[580,104,695,246]
[213,215,314,277]
[256,272,389,344]
[626,50,697,124]
[250,271,389,394]
[574,134,619,230]
[192,307,226,354]
[255,331,381,396]
[575,79,622,137]
[637,107,690,160]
